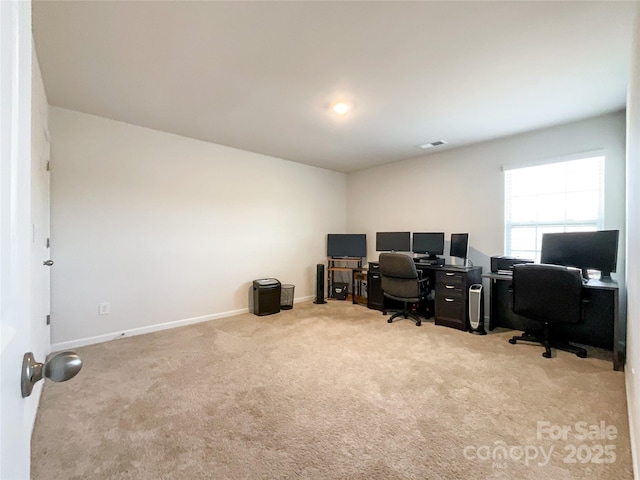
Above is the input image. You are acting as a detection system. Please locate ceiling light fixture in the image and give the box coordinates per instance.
[417,140,447,149]
[332,102,350,115]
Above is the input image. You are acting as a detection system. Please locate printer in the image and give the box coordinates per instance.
[490,256,534,274]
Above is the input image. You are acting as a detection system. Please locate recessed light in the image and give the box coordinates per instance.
[417,140,447,149]
[332,102,350,115]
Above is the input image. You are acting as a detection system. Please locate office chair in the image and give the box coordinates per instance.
[379,253,429,326]
[508,263,587,359]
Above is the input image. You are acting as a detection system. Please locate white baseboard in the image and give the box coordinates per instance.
[50,296,315,352]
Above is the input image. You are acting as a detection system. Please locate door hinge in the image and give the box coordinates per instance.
[46,314,50,325]
[46,237,50,248]
[46,161,50,171]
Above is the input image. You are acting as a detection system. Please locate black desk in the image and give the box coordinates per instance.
[483,272,623,371]
[368,261,482,330]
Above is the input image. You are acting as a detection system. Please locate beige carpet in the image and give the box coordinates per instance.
[32,301,632,479]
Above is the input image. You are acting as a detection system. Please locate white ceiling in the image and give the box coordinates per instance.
[32,1,636,173]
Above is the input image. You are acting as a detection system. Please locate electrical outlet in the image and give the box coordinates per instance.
[98,302,110,315]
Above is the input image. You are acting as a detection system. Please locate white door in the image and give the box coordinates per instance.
[0,2,49,478]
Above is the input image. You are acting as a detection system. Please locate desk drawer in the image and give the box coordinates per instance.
[436,283,463,295]
[436,271,464,294]
[435,295,466,330]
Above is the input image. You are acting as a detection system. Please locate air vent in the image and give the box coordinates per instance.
[417,139,447,149]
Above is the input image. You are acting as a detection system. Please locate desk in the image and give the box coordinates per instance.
[483,272,623,371]
[368,262,482,330]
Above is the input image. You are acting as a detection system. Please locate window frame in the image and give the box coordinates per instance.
[504,152,605,261]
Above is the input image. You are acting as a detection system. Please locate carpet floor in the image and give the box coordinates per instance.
[32,301,632,479]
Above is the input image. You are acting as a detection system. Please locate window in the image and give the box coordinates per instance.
[504,155,604,261]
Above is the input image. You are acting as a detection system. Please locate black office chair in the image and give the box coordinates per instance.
[379,253,429,326]
[508,263,587,359]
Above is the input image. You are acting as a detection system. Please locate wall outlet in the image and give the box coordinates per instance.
[98,302,110,315]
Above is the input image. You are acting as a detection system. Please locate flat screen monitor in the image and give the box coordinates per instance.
[412,232,445,258]
[376,231,411,252]
[327,233,367,258]
[450,233,469,261]
[540,230,619,280]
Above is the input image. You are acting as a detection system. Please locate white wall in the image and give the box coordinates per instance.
[347,112,627,279]
[625,5,640,479]
[50,107,346,348]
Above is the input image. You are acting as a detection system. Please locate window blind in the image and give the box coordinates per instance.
[504,155,604,261]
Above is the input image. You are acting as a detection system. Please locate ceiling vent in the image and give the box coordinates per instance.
[417,140,447,149]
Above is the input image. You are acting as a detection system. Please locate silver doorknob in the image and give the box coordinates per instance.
[43,260,54,266]
[21,351,82,397]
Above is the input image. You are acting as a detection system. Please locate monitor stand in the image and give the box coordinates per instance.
[599,271,613,282]
[581,268,590,281]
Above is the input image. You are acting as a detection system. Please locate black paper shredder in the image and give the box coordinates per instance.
[252,278,281,316]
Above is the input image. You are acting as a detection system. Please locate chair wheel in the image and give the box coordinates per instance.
[577,351,587,358]
[508,338,517,344]
[416,321,421,327]
[387,318,393,323]
[542,351,552,358]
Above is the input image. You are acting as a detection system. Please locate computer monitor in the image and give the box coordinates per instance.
[540,230,619,280]
[327,234,367,258]
[412,232,445,259]
[376,232,411,252]
[450,233,469,263]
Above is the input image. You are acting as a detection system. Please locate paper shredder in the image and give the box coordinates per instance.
[253,278,281,316]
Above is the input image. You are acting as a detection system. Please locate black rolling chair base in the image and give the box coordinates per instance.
[509,333,587,359]
[387,309,421,326]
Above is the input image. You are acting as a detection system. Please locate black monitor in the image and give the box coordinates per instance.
[540,230,619,280]
[412,232,445,259]
[376,231,411,252]
[327,234,367,258]
[450,233,469,263]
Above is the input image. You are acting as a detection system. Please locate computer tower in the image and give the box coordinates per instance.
[367,264,384,311]
[252,278,281,316]
[468,284,486,335]
[313,264,327,304]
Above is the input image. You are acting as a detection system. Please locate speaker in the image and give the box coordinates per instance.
[314,264,327,304]
[468,284,486,335]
